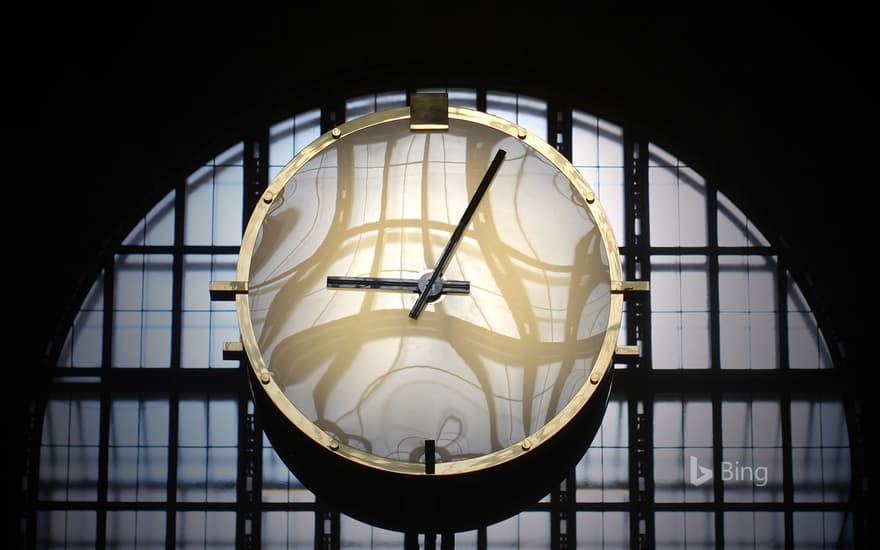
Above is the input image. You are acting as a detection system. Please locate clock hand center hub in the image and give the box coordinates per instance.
[417,270,445,302]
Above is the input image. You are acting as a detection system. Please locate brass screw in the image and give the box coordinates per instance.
[329,439,340,450]
[517,127,527,140]
[590,371,600,384]
[262,191,275,204]
[521,439,531,451]
[331,128,342,139]
[585,190,596,204]
[259,370,271,384]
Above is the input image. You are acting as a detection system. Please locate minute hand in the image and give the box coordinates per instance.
[409,148,507,320]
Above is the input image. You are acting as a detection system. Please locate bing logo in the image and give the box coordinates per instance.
[688,456,768,487]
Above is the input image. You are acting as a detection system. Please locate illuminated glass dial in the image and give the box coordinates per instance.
[236,104,623,477]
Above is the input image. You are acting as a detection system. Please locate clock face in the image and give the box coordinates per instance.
[237,107,622,474]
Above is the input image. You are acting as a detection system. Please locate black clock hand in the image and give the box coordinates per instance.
[409,148,506,320]
[327,275,470,295]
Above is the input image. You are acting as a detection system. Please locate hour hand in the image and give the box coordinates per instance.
[327,275,469,297]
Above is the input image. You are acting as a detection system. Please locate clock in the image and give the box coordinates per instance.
[214,93,641,532]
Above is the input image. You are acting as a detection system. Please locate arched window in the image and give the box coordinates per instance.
[27,88,857,549]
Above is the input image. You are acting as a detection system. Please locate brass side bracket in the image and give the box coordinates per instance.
[613,344,641,364]
[410,92,449,131]
[611,280,650,294]
[222,341,245,361]
[210,281,249,301]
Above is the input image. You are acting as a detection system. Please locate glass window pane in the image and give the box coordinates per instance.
[819,401,848,448]
[787,310,832,370]
[123,189,176,246]
[654,447,713,502]
[269,108,322,171]
[108,398,169,501]
[106,511,166,550]
[821,446,852,502]
[179,399,208,446]
[718,255,777,313]
[108,400,137,443]
[180,255,238,369]
[723,512,784,550]
[596,167,625,246]
[185,165,213,244]
[572,111,600,167]
[176,511,236,549]
[576,399,628,502]
[721,399,782,447]
[181,310,239,368]
[654,397,713,502]
[208,400,238,445]
[376,90,407,111]
[182,254,237,311]
[792,448,852,502]
[652,312,711,369]
[791,398,849,448]
[572,111,625,246]
[185,144,244,246]
[721,446,782,502]
[262,511,315,550]
[786,274,833,369]
[177,397,238,502]
[791,397,851,502]
[655,397,712,448]
[206,447,238,500]
[142,311,173,367]
[651,256,710,312]
[345,91,406,121]
[792,447,824,502]
[684,401,713,447]
[486,512,551,549]
[576,511,628,549]
[58,276,104,368]
[597,118,624,167]
[719,312,779,369]
[722,398,782,502]
[487,92,547,141]
[114,254,167,310]
[39,396,101,501]
[576,446,628,502]
[651,256,711,369]
[791,400,820,447]
[594,399,628,447]
[110,446,167,501]
[677,167,708,245]
[112,254,173,368]
[262,440,314,503]
[717,192,770,247]
[654,400,683,447]
[41,396,101,446]
[340,515,405,547]
[793,511,854,549]
[655,511,714,550]
[177,447,207,501]
[213,163,244,246]
[648,145,707,246]
[39,445,101,502]
[36,511,97,549]
[718,257,780,369]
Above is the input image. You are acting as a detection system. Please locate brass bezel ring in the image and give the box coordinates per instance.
[235,106,624,476]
